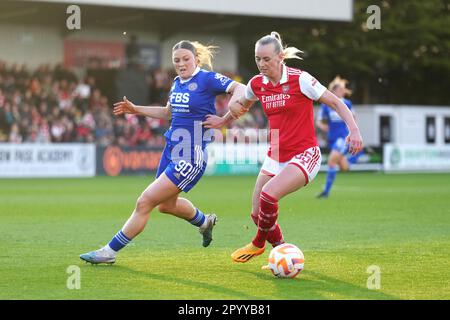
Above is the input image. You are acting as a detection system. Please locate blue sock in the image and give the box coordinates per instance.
[323,166,338,195]
[347,151,365,165]
[108,230,131,252]
[189,208,206,227]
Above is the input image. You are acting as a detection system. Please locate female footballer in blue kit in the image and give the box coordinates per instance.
[316,76,364,198]
[80,40,245,264]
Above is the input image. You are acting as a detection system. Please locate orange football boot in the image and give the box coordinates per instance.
[231,243,265,263]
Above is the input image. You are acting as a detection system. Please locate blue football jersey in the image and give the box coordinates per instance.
[318,98,353,145]
[165,67,233,147]
[157,67,233,192]
[168,67,233,125]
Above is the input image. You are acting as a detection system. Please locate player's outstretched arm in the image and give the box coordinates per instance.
[113,96,171,120]
[228,80,258,120]
[229,97,254,119]
[203,82,252,129]
[203,100,254,129]
[318,90,363,155]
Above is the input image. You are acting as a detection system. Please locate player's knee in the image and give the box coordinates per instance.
[158,203,174,214]
[328,158,338,167]
[135,195,155,214]
[259,188,279,202]
[328,151,341,166]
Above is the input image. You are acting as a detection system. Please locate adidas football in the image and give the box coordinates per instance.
[267,243,304,278]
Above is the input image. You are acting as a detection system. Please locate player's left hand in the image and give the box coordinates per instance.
[202,115,225,129]
[346,129,363,155]
[230,102,247,119]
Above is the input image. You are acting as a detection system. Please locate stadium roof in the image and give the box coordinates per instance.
[27,0,353,21]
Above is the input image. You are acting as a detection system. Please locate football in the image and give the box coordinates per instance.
[267,243,305,278]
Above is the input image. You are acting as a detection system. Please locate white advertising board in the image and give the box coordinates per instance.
[0,144,96,177]
[384,144,450,172]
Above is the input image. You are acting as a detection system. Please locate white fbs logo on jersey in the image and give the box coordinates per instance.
[170,92,190,113]
[170,92,190,103]
[261,93,291,109]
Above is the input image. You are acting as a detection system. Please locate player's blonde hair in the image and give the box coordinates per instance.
[256,31,303,60]
[328,75,353,96]
[172,40,218,70]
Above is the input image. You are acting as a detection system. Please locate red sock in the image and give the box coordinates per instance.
[252,192,278,248]
[267,223,285,247]
[251,212,259,226]
[251,212,284,247]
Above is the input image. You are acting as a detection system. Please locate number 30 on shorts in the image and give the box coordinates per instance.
[174,160,194,177]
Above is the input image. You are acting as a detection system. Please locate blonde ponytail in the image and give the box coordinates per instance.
[283,47,303,60]
[328,75,353,96]
[191,41,218,70]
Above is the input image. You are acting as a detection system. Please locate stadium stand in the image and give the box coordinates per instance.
[0,61,266,147]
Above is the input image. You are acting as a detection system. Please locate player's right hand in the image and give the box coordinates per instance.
[202,115,225,129]
[113,96,138,116]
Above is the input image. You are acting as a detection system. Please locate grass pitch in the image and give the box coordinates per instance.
[0,172,449,300]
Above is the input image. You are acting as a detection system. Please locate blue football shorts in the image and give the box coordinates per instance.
[330,137,349,155]
[156,143,207,192]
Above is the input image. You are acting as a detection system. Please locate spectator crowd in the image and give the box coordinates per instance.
[0,61,266,147]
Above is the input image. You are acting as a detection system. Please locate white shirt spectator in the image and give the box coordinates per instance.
[74,83,91,99]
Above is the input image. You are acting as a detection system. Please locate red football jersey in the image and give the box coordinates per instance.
[246,65,326,162]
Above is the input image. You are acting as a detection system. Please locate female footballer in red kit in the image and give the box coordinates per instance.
[227,32,363,262]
